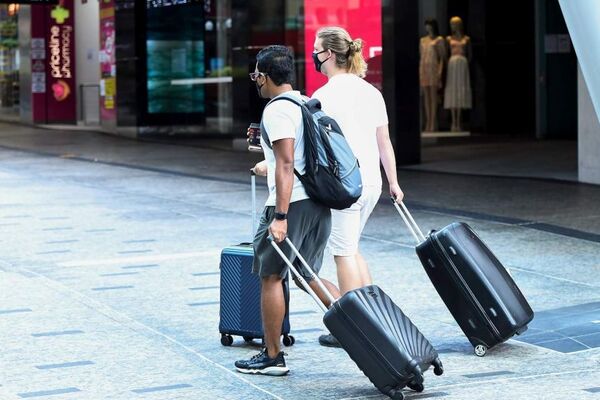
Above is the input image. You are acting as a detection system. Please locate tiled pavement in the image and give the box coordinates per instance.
[0,123,599,399]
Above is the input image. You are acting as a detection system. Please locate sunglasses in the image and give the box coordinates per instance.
[249,72,268,81]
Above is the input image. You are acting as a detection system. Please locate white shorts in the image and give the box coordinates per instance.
[327,186,382,256]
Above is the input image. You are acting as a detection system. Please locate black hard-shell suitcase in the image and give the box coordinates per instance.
[393,200,534,357]
[270,237,443,400]
[218,172,294,347]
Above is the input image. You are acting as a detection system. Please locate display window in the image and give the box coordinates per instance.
[0,4,20,115]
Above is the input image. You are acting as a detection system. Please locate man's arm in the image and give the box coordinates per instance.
[270,138,295,242]
[252,159,268,176]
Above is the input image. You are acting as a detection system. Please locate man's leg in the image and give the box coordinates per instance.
[235,273,290,376]
[235,206,289,376]
[261,274,286,358]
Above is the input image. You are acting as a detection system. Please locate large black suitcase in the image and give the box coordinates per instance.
[393,200,534,357]
[270,237,443,400]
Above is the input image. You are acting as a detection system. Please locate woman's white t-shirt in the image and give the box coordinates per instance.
[312,73,388,188]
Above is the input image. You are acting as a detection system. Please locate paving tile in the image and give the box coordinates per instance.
[574,332,600,348]
[121,264,159,270]
[534,337,590,353]
[31,330,84,338]
[35,361,94,370]
[17,388,81,398]
[1,123,600,400]
[91,285,134,291]
[0,308,32,315]
[131,384,192,394]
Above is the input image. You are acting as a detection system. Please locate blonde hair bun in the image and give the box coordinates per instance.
[349,39,363,55]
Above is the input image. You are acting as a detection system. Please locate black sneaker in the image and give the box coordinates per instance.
[235,348,289,376]
[319,333,342,348]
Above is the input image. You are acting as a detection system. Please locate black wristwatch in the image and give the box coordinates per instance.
[274,212,287,221]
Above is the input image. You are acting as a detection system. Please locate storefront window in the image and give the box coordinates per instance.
[140,0,380,134]
[0,4,20,116]
[145,0,232,132]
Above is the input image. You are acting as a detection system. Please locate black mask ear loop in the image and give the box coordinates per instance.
[255,75,266,98]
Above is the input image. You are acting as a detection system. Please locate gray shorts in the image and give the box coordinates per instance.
[253,198,331,281]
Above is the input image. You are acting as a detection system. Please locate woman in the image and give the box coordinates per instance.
[311,26,404,347]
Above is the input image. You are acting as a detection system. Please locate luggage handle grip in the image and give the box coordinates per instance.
[391,198,426,244]
[268,236,335,313]
[251,170,257,236]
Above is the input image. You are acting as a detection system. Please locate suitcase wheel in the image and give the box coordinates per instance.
[220,334,234,346]
[474,344,487,357]
[433,358,444,376]
[389,389,405,400]
[407,382,424,393]
[282,334,295,346]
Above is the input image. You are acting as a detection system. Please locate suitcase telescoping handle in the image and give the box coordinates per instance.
[268,236,336,313]
[391,198,426,244]
[251,170,257,236]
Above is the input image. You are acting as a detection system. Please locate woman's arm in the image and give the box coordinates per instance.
[376,124,404,202]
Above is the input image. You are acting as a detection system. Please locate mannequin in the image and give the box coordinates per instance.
[419,18,446,132]
[444,16,472,132]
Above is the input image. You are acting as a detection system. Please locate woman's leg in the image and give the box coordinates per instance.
[355,251,372,287]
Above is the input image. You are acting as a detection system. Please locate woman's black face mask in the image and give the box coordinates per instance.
[312,49,331,73]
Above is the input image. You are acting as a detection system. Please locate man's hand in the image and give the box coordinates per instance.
[252,160,268,176]
[390,183,404,203]
[269,219,287,243]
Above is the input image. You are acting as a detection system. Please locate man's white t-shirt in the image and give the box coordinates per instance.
[260,90,309,207]
[312,74,388,188]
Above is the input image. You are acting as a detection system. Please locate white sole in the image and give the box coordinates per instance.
[236,366,290,376]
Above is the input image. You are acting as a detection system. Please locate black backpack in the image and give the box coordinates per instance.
[262,94,362,210]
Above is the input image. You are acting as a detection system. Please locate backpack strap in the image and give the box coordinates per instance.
[260,94,314,183]
[261,94,308,149]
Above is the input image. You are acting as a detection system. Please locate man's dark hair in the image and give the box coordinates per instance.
[256,45,296,86]
[425,18,440,37]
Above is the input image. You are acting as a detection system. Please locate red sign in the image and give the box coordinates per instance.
[303,0,382,96]
[31,0,76,123]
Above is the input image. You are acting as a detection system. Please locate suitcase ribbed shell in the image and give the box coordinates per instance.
[324,285,441,397]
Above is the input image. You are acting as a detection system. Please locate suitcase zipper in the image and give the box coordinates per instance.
[432,236,503,340]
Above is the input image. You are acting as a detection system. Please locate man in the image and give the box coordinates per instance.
[234,45,336,376]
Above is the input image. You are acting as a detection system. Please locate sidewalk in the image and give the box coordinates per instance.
[0,122,599,399]
[413,137,578,182]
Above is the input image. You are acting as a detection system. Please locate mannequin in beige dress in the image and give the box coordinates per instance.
[419,19,446,132]
[444,16,472,132]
